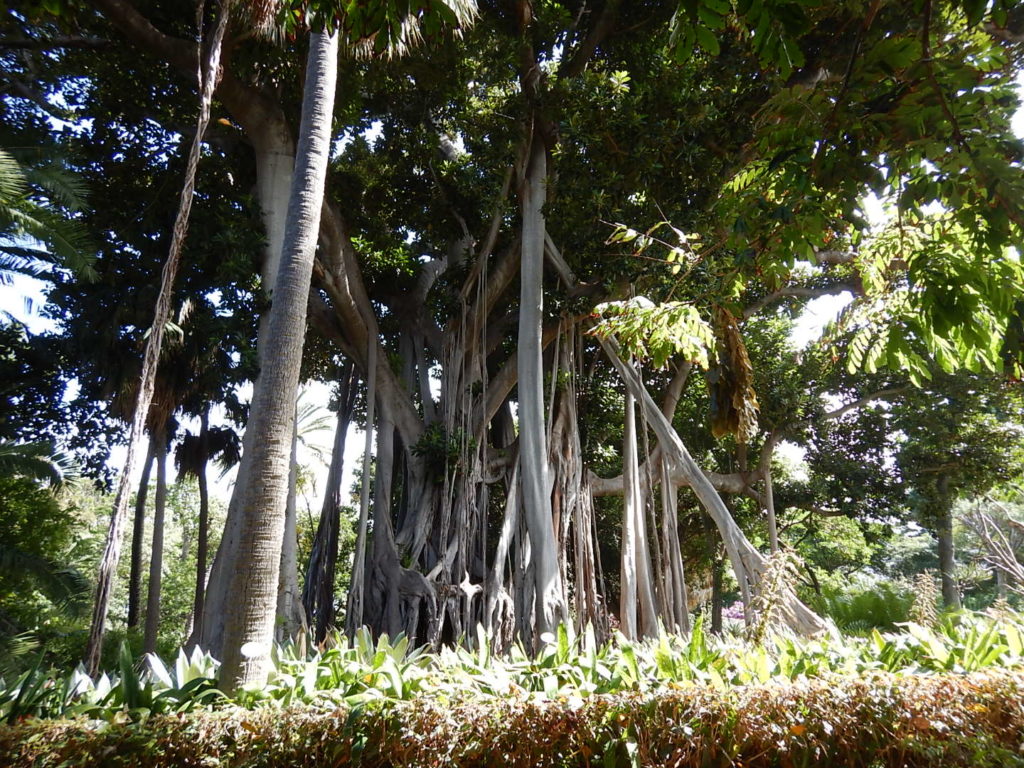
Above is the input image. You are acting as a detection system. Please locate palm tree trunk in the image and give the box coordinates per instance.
[218,29,339,693]
[127,436,156,629]
[84,0,233,672]
[143,430,168,655]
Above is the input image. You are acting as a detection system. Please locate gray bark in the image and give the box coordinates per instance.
[517,131,565,641]
[619,392,639,639]
[218,30,339,693]
[599,337,826,636]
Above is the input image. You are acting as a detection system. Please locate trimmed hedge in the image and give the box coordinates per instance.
[2,671,1023,767]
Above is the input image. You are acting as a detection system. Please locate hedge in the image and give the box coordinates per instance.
[2,670,1023,767]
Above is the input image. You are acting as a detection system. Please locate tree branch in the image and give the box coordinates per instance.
[0,36,111,49]
[742,282,859,320]
[558,0,622,79]
[821,386,908,421]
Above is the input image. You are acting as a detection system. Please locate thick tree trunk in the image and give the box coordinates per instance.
[218,30,339,693]
[127,437,156,629]
[143,432,168,655]
[83,0,233,673]
[517,130,565,641]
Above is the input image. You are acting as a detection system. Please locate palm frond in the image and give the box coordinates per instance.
[0,441,76,487]
[0,544,90,617]
[0,149,27,204]
[22,160,88,213]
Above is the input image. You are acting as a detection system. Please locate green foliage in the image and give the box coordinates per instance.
[813,581,914,634]
[0,440,75,487]
[0,644,223,725]
[0,145,95,285]
[411,423,473,480]
[590,298,715,370]
[6,612,1024,725]
[0,475,88,644]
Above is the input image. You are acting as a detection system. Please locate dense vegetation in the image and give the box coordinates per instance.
[2,0,1024,763]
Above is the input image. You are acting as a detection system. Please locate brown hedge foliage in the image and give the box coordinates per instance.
[2,671,1023,768]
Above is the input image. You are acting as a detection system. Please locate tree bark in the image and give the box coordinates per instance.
[517,126,565,641]
[936,476,961,610]
[127,436,156,629]
[275,417,304,642]
[143,431,168,655]
[346,338,377,637]
[218,30,339,693]
[619,392,639,639]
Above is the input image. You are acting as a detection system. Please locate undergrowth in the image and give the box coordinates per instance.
[3,611,1023,724]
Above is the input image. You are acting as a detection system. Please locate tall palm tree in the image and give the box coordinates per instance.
[216,0,476,692]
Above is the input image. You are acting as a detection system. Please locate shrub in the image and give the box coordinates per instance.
[1,670,1022,767]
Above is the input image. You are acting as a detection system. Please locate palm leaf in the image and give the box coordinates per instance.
[0,544,90,617]
[0,149,27,204]
[0,441,76,487]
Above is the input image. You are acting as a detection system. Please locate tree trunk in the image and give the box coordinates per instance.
[599,337,826,636]
[143,431,168,655]
[83,0,233,673]
[619,392,639,639]
[127,436,156,629]
[275,417,304,642]
[218,30,339,693]
[190,410,210,640]
[711,554,723,635]
[936,476,961,610]
[517,127,564,641]
[303,363,354,643]
[346,339,377,637]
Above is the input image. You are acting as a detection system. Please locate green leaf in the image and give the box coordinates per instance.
[694,24,721,56]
